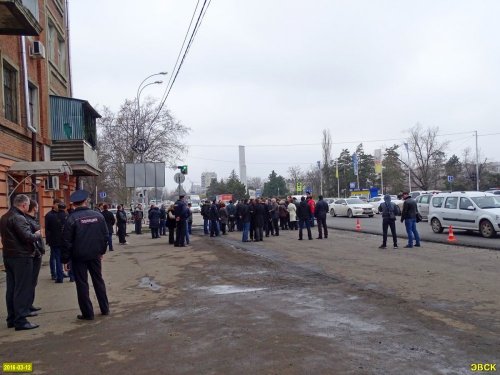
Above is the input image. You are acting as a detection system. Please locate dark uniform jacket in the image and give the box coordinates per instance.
[254,203,266,227]
[401,197,418,220]
[148,207,161,228]
[174,200,188,221]
[314,200,329,219]
[297,201,310,220]
[209,203,219,221]
[239,203,251,223]
[101,209,116,234]
[45,209,66,247]
[0,207,40,258]
[61,207,108,263]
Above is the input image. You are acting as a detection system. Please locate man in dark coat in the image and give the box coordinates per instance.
[62,190,109,321]
[209,200,220,237]
[239,199,251,242]
[101,204,116,251]
[116,205,128,245]
[1,194,43,330]
[148,205,161,239]
[253,198,266,241]
[297,196,313,240]
[174,195,188,247]
[226,200,236,232]
[133,204,144,234]
[314,195,329,239]
[201,200,211,235]
[44,199,66,283]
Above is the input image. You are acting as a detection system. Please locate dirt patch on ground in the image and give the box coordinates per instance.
[0,229,498,374]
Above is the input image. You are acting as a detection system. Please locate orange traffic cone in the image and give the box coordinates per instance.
[355,218,361,231]
[448,225,456,242]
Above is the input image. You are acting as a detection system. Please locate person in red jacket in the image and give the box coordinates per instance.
[306,194,316,227]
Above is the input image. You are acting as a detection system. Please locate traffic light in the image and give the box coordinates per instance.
[178,165,188,175]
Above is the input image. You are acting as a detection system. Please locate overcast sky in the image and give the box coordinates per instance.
[69,0,500,191]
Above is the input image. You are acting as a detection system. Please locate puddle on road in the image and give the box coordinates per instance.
[138,276,162,291]
[200,285,268,295]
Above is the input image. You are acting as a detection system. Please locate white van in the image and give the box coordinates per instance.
[428,191,500,238]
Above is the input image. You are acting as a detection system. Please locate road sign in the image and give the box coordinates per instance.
[350,182,356,189]
[99,191,106,199]
[174,172,185,184]
[256,189,262,197]
[447,175,454,182]
[296,182,303,192]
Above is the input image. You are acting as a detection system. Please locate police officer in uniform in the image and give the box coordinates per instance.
[62,190,110,320]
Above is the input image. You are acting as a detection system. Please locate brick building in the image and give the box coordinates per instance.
[0,1,100,224]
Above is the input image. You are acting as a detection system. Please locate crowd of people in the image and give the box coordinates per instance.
[1,189,421,332]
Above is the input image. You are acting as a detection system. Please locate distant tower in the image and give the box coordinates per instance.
[239,145,247,188]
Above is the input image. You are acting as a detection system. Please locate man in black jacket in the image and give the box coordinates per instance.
[45,199,65,282]
[101,204,116,251]
[297,196,313,240]
[1,194,42,330]
[62,190,109,321]
[314,195,329,239]
[116,205,128,245]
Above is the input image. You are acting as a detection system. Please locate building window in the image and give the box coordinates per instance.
[21,0,39,21]
[3,62,18,123]
[58,37,66,74]
[48,23,56,61]
[28,83,39,131]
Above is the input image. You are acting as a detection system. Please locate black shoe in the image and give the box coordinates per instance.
[55,280,63,283]
[394,245,399,249]
[101,311,110,316]
[30,306,41,312]
[298,238,303,240]
[308,238,313,240]
[415,244,421,247]
[378,245,387,249]
[69,279,75,282]
[15,322,39,331]
[7,322,14,328]
[25,312,38,317]
[404,245,413,248]
[316,237,323,239]
[51,276,56,280]
[77,315,94,321]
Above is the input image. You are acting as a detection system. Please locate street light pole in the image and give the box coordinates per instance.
[132,72,167,205]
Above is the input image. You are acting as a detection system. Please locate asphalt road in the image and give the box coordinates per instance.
[325,214,500,250]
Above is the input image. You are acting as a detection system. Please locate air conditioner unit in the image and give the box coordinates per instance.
[30,41,46,59]
[45,176,59,190]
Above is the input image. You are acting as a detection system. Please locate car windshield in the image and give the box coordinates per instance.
[346,198,364,204]
[471,196,500,209]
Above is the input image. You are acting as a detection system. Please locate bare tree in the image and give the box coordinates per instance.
[405,124,448,190]
[247,176,263,190]
[96,98,189,204]
[287,165,303,193]
[322,129,332,168]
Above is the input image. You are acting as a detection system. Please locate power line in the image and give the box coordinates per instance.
[151,0,211,125]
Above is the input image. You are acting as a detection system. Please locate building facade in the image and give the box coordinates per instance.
[0,1,100,223]
[201,172,217,191]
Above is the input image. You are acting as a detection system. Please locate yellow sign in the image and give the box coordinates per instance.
[296,182,303,192]
[3,363,33,373]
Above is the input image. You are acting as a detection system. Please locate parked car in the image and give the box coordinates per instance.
[410,190,441,199]
[329,198,375,218]
[414,193,434,221]
[367,195,403,213]
[190,202,201,213]
[428,191,500,238]
[485,188,500,195]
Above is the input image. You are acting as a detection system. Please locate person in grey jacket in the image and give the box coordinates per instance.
[0,194,42,331]
[378,195,399,249]
[401,191,421,248]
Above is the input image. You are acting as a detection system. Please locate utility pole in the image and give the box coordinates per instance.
[475,130,480,191]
